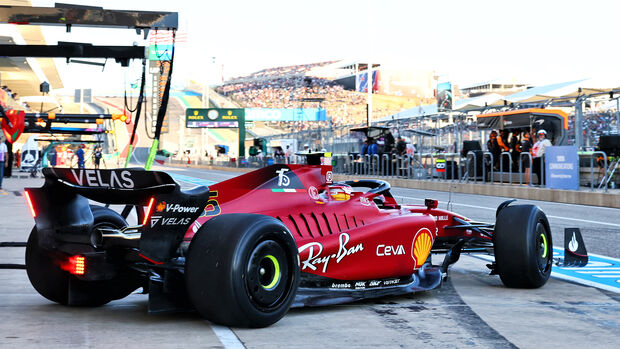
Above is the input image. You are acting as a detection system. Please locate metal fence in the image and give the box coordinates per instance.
[175,150,615,191]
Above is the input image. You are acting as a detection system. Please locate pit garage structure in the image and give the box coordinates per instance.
[0,3,179,169]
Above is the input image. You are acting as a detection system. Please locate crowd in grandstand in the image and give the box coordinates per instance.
[229,61,336,81]
[216,62,420,126]
[566,110,618,147]
[1,85,31,110]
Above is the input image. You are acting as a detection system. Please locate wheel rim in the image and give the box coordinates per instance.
[535,222,551,273]
[245,239,289,309]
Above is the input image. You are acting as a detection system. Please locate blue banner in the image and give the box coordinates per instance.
[545,146,579,190]
[245,108,326,121]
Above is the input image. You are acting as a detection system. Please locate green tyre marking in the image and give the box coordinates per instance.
[262,255,281,290]
[540,233,548,258]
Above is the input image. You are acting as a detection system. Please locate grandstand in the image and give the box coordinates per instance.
[215,61,425,128]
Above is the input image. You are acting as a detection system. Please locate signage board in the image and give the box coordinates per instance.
[437,82,452,112]
[545,146,579,190]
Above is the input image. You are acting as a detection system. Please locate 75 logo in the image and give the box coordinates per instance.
[201,190,221,217]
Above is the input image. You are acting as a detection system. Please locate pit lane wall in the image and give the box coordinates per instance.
[166,162,620,208]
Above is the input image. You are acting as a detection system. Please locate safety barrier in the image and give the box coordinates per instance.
[187,151,615,191]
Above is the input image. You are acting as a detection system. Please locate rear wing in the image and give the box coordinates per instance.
[40,167,178,204]
[26,168,211,261]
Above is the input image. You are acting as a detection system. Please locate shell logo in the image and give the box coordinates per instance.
[193,110,199,116]
[411,228,433,268]
[227,110,232,116]
[156,201,166,212]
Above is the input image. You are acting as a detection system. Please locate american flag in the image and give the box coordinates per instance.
[148,30,188,44]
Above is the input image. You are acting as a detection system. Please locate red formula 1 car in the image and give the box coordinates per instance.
[23,154,588,327]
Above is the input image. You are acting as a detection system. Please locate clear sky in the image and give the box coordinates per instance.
[25,0,620,92]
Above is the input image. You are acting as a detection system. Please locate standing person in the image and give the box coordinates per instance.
[395,136,407,156]
[360,139,369,157]
[76,144,86,169]
[520,131,533,184]
[15,149,21,169]
[531,130,552,185]
[93,147,103,169]
[487,131,500,170]
[0,136,7,189]
[509,130,521,170]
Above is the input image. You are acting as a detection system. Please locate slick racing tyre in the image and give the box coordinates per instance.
[494,204,553,288]
[25,206,141,306]
[185,214,299,327]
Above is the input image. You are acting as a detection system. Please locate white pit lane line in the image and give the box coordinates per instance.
[210,324,246,349]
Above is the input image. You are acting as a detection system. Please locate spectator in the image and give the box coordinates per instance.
[93,147,103,169]
[76,144,86,169]
[532,130,552,185]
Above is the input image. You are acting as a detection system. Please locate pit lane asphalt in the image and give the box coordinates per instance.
[0,171,618,348]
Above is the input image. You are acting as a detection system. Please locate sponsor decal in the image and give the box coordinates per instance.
[161,217,192,226]
[383,278,400,286]
[411,228,433,268]
[276,168,291,187]
[433,215,449,221]
[325,278,404,290]
[150,215,191,227]
[156,201,166,212]
[70,169,135,188]
[150,215,161,227]
[308,186,320,200]
[376,244,405,256]
[360,197,372,206]
[435,159,446,172]
[326,171,333,184]
[164,203,200,213]
[298,233,364,273]
[200,190,221,217]
[568,232,579,252]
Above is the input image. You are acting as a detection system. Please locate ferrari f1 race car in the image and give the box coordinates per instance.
[23,153,589,327]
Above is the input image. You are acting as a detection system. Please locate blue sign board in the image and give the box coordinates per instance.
[245,108,326,122]
[545,146,579,190]
[148,45,173,61]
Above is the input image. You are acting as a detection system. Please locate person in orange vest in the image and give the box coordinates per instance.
[497,130,511,171]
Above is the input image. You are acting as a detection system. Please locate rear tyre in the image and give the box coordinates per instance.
[494,205,553,288]
[185,214,299,327]
[25,206,141,306]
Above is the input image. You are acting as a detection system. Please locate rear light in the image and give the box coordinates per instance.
[63,255,86,275]
[143,197,155,226]
[24,190,36,218]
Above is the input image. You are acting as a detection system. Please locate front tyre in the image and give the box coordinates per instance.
[185,214,299,327]
[494,205,553,288]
